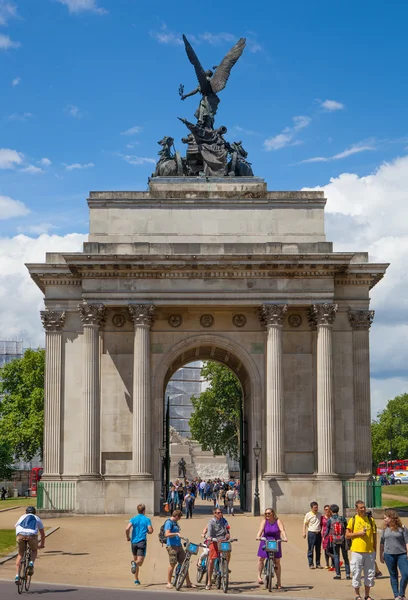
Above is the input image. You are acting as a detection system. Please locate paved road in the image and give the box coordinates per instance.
[0,580,293,599]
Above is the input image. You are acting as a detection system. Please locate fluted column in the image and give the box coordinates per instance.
[309,303,338,476]
[260,304,288,476]
[78,302,106,478]
[128,304,156,478]
[40,310,66,478]
[349,309,375,475]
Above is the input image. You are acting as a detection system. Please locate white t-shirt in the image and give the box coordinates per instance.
[15,514,44,536]
[199,482,206,489]
[304,511,322,533]
[226,490,235,501]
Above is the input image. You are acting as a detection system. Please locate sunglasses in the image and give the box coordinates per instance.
[265,512,272,515]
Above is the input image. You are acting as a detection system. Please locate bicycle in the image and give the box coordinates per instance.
[16,538,33,595]
[257,537,283,592]
[172,537,205,591]
[209,537,238,593]
[196,540,210,583]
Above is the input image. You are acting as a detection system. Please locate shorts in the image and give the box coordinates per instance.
[131,540,147,557]
[17,534,38,554]
[350,551,375,588]
[167,545,186,566]
[209,541,219,560]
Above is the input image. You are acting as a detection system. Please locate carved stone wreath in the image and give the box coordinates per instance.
[233,314,247,328]
[168,315,182,328]
[200,314,214,328]
[112,314,126,328]
[288,314,302,328]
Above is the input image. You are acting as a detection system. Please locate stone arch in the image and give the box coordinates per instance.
[152,333,263,512]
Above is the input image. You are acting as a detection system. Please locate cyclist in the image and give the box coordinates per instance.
[14,506,45,584]
[206,507,231,590]
[164,509,196,590]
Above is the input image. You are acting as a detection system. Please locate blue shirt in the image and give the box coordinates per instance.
[165,519,181,547]
[129,514,152,544]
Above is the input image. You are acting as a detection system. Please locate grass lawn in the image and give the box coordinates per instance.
[382,498,408,509]
[383,484,408,498]
[0,529,16,556]
[0,497,33,508]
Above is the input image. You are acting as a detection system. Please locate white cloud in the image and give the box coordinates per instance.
[8,112,34,121]
[21,165,44,174]
[0,148,23,169]
[304,154,408,414]
[121,154,156,166]
[0,33,20,49]
[39,158,52,167]
[0,1,17,26]
[65,104,84,118]
[150,24,256,50]
[11,76,21,86]
[149,24,183,46]
[264,115,311,151]
[64,162,95,170]
[0,233,86,347]
[57,0,107,15]
[17,223,57,235]
[0,195,29,219]
[298,140,376,164]
[121,125,142,136]
[319,99,345,112]
[190,32,236,46]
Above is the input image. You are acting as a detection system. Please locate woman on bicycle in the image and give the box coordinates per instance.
[256,508,287,588]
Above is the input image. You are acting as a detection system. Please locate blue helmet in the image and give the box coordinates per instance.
[26,506,36,514]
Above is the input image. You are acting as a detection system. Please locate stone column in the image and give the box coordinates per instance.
[260,304,288,476]
[40,310,66,478]
[78,302,106,478]
[128,304,156,477]
[348,309,375,475]
[309,303,338,476]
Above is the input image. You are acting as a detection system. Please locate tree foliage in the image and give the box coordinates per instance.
[0,349,45,461]
[0,442,14,480]
[371,393,408,465]
[189,361,242,458]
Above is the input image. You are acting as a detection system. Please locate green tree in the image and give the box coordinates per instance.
[0,442,14,480]
[189,361,242,458]
[371,393,408,466]
[0,349,45,461]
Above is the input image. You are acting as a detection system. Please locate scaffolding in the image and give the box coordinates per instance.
[0,340,23,369]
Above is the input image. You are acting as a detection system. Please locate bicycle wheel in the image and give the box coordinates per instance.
[17,558,25,595]
[24,570,31,592]
[221,557,229,593]
[264,558,269,590]
[172,563,181,587]
[197,556,206,583]
[175,559,189,591]
[268,555,274,593]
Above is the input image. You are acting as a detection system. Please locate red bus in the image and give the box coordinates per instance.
[376,460,408,475]
[29,467,43,497]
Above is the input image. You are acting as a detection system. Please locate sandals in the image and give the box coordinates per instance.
[257,579,263,585]
[205,584,212,590]
[275,584,282,589]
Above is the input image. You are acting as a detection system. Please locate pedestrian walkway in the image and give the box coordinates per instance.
[0,503,401,598]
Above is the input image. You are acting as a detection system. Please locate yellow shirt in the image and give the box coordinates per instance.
[347,515,377,553]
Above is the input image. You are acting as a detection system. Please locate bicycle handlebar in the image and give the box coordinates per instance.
[257,537,286,542]
[210,538,238,543]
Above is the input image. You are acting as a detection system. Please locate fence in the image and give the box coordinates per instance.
[37,481,76,511]
[342,480,382,509]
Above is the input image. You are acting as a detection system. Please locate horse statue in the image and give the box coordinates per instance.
[227,141,254,177]
[153,136,184,177]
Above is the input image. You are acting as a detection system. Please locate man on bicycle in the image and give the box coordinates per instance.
[206,507,230,590]
[15,506,45,583]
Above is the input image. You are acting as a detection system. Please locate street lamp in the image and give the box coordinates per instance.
[253,441,261,517]
[159,446,166,513]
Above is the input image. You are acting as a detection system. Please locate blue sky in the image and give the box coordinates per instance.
[1,0,408,415]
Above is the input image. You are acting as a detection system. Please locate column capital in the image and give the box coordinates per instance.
[78,302,106,327]
[41,310,66,332]
[308,303,338,328]
[128,304,156,328]
[348,309,375,330]
[259,304,288,328]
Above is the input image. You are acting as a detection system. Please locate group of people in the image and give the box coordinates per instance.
[304,500,408,600]
[165,477,239,518]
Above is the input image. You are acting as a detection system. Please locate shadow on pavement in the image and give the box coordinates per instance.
[43,551,90,556]
[29,589,78,595]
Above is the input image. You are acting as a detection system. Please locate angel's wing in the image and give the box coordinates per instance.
[182,34,210,94]
[211,38,246,94]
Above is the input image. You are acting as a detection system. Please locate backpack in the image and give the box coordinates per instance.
[329,517,345,545]
[158,519,172,546]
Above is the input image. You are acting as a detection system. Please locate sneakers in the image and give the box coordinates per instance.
[14,575,19,584]
[131,561,137,574]
[134,580,140,585]
[27,561,34,576]
[333,575,341,580]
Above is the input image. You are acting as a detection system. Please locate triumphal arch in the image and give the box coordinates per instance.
[27,35,387,514]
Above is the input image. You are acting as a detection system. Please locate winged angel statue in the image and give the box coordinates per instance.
[180,34,246,129]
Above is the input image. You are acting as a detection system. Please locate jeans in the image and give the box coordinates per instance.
[333,543,350,577]
[384,552,408,598]
[307,531,322,566]
[186,503,193,519]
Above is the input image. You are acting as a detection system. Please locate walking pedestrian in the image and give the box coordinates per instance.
[256,508,288,588]
[325,503,350,580]
[380,508,408,600]
[1,486,7,500]
[185,488,194,519]
[346,499,377,600]
[125,503,153,586]
[226,488,235,515]
[164,510,196,589]
[321,505,334,569]
[166,485,180,513]
[303,501,323,569]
